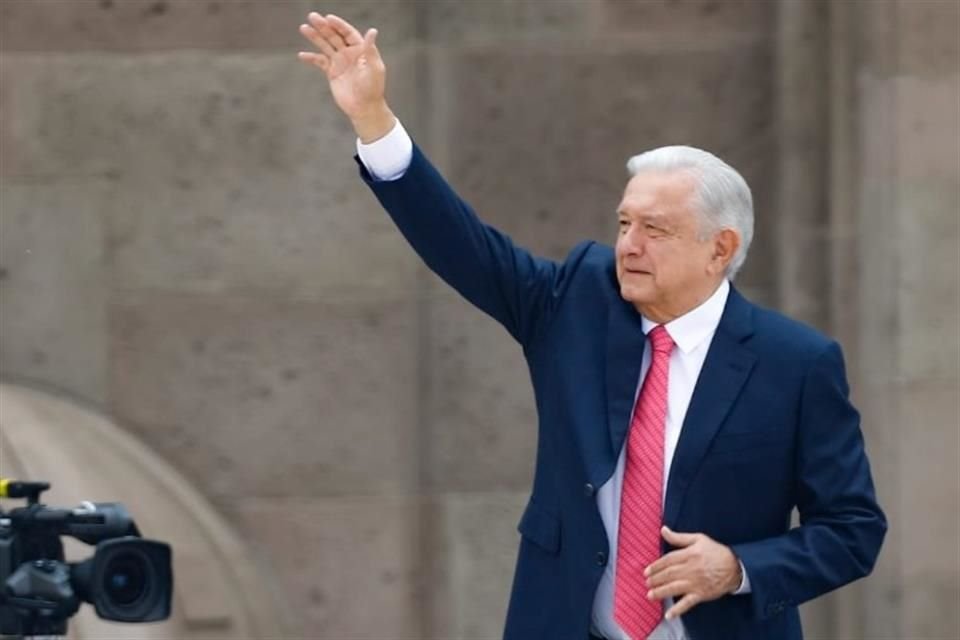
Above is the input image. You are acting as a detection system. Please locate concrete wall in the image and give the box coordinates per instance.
[1,1,957,638]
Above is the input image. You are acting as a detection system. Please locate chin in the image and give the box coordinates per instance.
[619,283,654,306]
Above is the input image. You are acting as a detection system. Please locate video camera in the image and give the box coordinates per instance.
[0,478,173,638]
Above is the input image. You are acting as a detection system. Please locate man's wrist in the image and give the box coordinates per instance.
[355,118,412,181]
[351,102,396,144]
[726,547,744,594]
[730,559,744,593]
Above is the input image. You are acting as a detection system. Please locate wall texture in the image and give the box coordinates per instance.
[1,1,957,638]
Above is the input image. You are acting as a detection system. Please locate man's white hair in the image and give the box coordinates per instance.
[626,145,754,280]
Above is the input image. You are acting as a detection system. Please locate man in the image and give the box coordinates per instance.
[297,13,886,640]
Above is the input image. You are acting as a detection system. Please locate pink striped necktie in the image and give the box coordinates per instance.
[615,324,675,639]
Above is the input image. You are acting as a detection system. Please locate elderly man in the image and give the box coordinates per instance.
[298,13,886,640]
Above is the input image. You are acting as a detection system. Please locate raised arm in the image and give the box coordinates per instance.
[298,13,584,346]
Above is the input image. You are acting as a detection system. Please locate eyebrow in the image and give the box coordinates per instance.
[617,210,668,223]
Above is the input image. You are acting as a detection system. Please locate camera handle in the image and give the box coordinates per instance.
[0,481,50,507]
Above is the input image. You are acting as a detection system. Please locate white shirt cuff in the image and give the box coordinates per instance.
[356,118,413,182]
[732,560,752,595]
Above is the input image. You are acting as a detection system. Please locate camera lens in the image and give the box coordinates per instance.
[75,537,172,622]
[103,554,148,605]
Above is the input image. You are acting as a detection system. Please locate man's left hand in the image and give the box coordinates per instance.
[644,526,743,620]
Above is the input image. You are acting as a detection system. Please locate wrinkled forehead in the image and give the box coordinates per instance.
[617,169,700,220]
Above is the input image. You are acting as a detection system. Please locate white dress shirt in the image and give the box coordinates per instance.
[590,280,749,640]
[356,118,412,181]
[356,121,749,640]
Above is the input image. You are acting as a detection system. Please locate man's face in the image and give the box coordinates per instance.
[615,170,721,322]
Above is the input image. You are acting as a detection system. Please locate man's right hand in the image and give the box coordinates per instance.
[297,12,395,143]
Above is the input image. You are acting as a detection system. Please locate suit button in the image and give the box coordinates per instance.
[584,483,596,497]
[596,552,607,566]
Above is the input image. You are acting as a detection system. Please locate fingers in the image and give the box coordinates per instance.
[363,28,379,52]
[308,12,348,51]
[362,28,382,64]
[665,592,702,620]
[647,579,693,602]
[297,51,329,72]
[645,563,682,589]
[644,548,688,579]
[299,23,336,58]
[662,526,700,548]
[326,13,364,46]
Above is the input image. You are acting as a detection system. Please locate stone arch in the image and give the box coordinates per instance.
[0,382,296,639]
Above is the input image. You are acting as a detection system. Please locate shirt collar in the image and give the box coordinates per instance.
[640,279,730,355]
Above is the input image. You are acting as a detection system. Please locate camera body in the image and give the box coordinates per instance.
[0,480,173,637]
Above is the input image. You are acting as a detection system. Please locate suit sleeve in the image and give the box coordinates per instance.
[731,341,887,620]
[357,143,586,347]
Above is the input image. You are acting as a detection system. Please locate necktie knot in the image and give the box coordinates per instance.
[648,325,675,355]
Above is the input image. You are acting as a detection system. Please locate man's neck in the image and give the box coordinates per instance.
[636,279,726,324]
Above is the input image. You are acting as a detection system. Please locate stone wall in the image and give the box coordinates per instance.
[849,1,960,638]
[1,1,956,638]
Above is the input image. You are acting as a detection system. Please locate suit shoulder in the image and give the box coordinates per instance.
[747,299,838,362]
[560,241,617,289]
[540,241,618,312]
[581,240,615,262]
[559,240,611,264]
[562,241,615,277]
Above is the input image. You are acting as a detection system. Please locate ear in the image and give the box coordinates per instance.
[708,229,740,276]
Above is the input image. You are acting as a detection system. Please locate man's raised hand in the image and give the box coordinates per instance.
[298,12,395,142]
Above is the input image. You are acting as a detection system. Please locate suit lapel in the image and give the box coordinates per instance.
[662,287,757,529]
[604,294,647,481]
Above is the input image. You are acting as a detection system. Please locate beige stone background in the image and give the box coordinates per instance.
[0,0,957,639]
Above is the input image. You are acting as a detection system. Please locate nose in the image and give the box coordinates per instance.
[619,225,647,257]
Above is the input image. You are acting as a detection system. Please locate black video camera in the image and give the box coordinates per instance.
[0,479,173,637]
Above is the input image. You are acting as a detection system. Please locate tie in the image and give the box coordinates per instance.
[614,324,675,640]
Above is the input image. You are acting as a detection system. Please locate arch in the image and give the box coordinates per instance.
[0,383,296,639]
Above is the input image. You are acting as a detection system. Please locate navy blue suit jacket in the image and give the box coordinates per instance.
[359,144,886,640]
